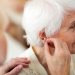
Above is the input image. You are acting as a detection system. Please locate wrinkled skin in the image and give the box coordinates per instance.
[54,11,75,54]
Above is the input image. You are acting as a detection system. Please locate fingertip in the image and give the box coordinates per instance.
[25,59,31,64]
[23,64,29,68]
[44,41,47,48]
[18,65,23,70]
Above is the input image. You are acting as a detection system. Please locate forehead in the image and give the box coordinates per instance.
[61,11,75,28]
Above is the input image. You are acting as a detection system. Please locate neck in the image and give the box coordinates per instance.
[32,46,45,64]
[32,46,50,74]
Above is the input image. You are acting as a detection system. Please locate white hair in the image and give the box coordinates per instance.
[22,0,75,46]
[22,0,64,46]
[55,0,75,10]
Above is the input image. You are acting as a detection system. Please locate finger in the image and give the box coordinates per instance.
[13,58,30,66]
[3,62,17,72]
[15,58,30,64]
[44,42,52,60]
[60,42,70,55]
[60,42,69,51]
[14,57,28,60]
[47,38,70,55]
[6,65,23,75]
[46,38,64,52]
[14,58,30,63]
[20,63,29,68]
[4,58,30,72]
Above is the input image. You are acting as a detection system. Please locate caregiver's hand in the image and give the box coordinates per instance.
[0,58,30,75]
[44,38,71,75]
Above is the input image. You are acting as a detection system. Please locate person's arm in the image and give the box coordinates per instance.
[0,58,30,75]
[44,38,71,75]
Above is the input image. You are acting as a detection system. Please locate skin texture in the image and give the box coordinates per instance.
[0,1,74,74]
[44,38,71,75]
[0,58,30,75]
[55,11,75,54]
[33,11,75,75]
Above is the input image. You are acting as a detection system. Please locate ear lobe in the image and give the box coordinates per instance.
[39,31,46,41]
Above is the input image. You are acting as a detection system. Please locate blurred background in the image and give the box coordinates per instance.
[0,0,29,47]
[0,0,29,64]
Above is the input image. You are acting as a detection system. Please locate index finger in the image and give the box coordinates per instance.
[5,65,23,75]
[46,38,64,52]
[3,58,30,72]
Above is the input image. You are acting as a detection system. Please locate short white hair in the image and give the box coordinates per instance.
[55,0,75,10]
[22,0,75,46]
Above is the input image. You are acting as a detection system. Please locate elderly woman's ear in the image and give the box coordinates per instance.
[39,31,46,41]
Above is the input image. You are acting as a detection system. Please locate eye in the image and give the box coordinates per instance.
[69,21,75,31]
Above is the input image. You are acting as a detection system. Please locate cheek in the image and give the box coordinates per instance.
[58,31,75,53]
[59,29,75,42]
[58,31,72,43]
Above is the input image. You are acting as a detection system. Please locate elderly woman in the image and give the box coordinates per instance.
[2,0,75,75]
[15,0,75,75]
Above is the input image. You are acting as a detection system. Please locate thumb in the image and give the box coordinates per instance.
[6,65,23,75]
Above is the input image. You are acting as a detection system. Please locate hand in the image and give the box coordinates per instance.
[44,38,71,75]
[0,58,30,75]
